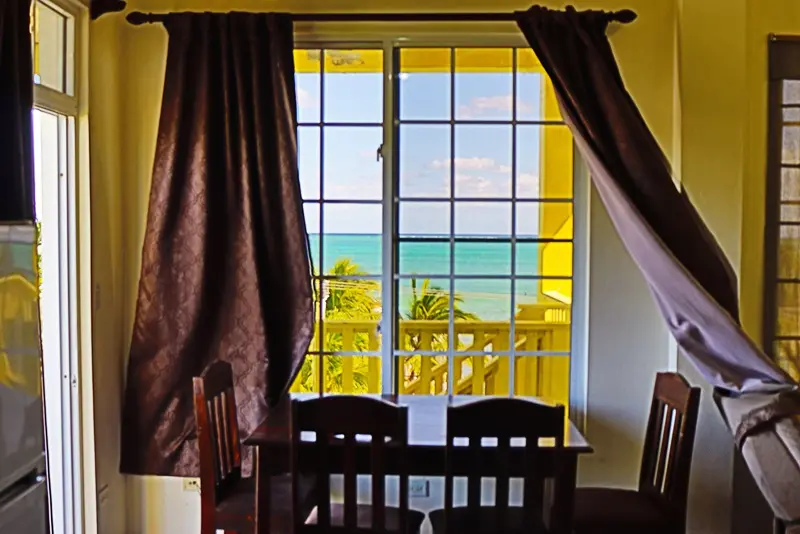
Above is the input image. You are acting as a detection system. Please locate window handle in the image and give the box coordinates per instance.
[377,144,384,162]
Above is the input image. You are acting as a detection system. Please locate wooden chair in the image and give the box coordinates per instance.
[427,397,567,534]
[572,372,701,534]
[290,395,426,534]
[193,361,315,534]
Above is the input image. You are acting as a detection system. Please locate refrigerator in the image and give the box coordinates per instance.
[0,223,49,533]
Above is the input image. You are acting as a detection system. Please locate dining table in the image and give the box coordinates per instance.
[245,393,594,533]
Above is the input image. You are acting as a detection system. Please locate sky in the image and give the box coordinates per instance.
[296,52,551,237]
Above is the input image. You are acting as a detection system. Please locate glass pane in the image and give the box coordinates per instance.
[782,126,800,164]
[782,168,800,201]
[321,355,382,394]
[454,125,512,198]
[517,201,573,239]
[516,72,543,121]
[453,278,511,395]
[399,125,451,198]
[397,277,453,396]
[540,278,573,307]
[34,3,66,92]
[517,241,573,277]
[322,204,382,274]
[399,48,451,121]
[777,283,800,336]
[399,241,450,276]
[517,125,573,199]
[399,202,450,238]
[515,278,573,314]
[517,49,563,122]
[514,355,570,406]
[32,110,61,221]
[291,355,321,392]
[778,225,800,279]
[304,203,321,269]
[305,274,383,394]
[397,277,452,321]
[784,80,800,105]
[454,202,511,237]
[454,278,508,322]
[454,241,511,276]
[454,48,513,121]
[323,126,382,200]
[323,49,383,123]
[784,107,800,123]
[298,127,320,199]
[321,279,382,344]
[396,353,449,395]
[294,50,321,123]
[781,204,800,222]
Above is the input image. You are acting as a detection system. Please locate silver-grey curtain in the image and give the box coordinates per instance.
[516,6,797,394]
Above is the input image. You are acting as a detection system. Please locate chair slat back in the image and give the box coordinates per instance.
[291,396,409,534]
[639,373,701,516]
[444,398,566,534]
[193,361,242,504]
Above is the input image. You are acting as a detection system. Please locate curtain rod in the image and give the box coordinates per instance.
[126,9,637,26]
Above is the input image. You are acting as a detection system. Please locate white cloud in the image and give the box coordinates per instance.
[325,181,382,200]
[454,173,510,197]
[517,172,540,196]
[457,95,533,118]
[297,87,318,109]
[430,157,497,171]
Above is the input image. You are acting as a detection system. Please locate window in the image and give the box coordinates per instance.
[291,43,577,406]
[32,1,81,533]
[765,37,800,382]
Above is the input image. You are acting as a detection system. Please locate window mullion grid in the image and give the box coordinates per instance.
[383,42,397,395]
[508,49,518,398]
[447,47,456,397]
[316,49,326,396]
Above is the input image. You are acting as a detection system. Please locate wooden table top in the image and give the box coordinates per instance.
[244,394,593,453]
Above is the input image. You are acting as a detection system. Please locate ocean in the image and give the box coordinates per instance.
[308,234,541,320]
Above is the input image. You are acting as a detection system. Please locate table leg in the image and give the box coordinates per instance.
[553,455,578,534]
[255,446,271,534]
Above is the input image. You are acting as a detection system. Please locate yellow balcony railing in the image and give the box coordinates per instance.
[292,304,572,406]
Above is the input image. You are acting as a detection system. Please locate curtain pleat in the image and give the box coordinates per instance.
[120,12,313,476]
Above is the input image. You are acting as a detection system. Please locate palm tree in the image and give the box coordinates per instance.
[295,258,380,394]
[402,278,479,384]
[324,258,380,322]
[405,278,477,322]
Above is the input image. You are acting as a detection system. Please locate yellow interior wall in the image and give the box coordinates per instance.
[741,1,800,350]
[88,12,128,534]
[675,0,748,530]
[94,0,678,532]
[88,0,800,531]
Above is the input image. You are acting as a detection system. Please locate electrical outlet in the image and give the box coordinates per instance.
[183,478,201,493]
[409,479,429,498]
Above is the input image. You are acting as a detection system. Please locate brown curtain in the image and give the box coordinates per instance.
[516,6,796,393]
[120,12,313,476]
[0,0,35,222]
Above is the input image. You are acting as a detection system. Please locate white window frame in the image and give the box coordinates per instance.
[32,1,90,533]
[295,31,589,427]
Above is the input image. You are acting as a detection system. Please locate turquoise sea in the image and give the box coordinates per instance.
[308,234,542,320]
